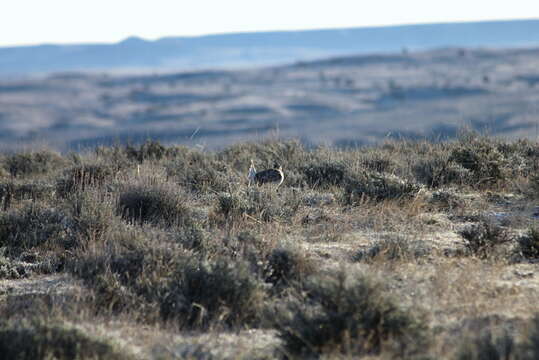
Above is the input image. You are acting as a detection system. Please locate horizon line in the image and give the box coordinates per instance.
[1,17,538,48]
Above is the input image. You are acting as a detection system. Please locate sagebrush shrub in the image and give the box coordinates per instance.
[356,235,430,262]
[0,204,68,256]
[165,150,231,193]
[118,183,192,227]
[301,161,347,188]
[517,227,539,259]
[274,271,428,357]
[4,150,65,178]
[57,163,116,196]
[342,171,421,204]
[460,219,512,259]
[0,318,132,360]
[66,191,117,246]
[160,257,266,329]
[450,137,508,187]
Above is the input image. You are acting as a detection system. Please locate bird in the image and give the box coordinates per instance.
[247,160,284,188]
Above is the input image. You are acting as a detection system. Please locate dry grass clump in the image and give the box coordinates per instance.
[68,227,181,320]
[0,318,133,360]
[213,187,302,224]
[356,235,431,262]
[0,180,56,210]
[165,149,232,193]
[66,190,118,246]
[428,189,466,211]
[118,182,193,227]
[3,150,66,178]
[274,270,429,358]
[459,218,512,259]
[57,163,117,196]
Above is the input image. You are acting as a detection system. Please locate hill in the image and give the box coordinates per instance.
[0,46,539,151]
[1,19,539,75]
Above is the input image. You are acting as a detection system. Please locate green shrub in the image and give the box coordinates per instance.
[274,271,428,357]
[0,318,132,360]
[4,150,65,178]
[160,257,266,329]
[118,183,192,227]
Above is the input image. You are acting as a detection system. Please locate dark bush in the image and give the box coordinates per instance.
[456,330,517,360]
[460,219,512,259]
[0,181,56,210]
[275,271,428,357]
[0,318,132,360]
[301,161,347,188]
[4,150,65,178]
[264,247,315,287]
[160,257,266,329]
[413,155,470,188]
[343,171,421,205]
[125,140,168,163]
[0,204,68,257]
[450,138,508,187]
[517,227,539,259]
[118,184,192,227]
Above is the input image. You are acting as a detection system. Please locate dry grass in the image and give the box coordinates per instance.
[1,134,539,359]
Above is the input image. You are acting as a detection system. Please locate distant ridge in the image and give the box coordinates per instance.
[1,19,538,75]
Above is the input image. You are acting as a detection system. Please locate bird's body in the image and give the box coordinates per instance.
[248,160,284,188]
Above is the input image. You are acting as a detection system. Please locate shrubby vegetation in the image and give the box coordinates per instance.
[0,133,538,359]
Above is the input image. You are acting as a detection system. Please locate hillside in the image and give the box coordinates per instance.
[1,19,539,75]
[1,135,539,358]
[1,46,539,151]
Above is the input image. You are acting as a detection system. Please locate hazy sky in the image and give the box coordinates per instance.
[1,0,538,47]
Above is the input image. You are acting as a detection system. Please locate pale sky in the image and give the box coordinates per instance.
[1,0,538,47]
